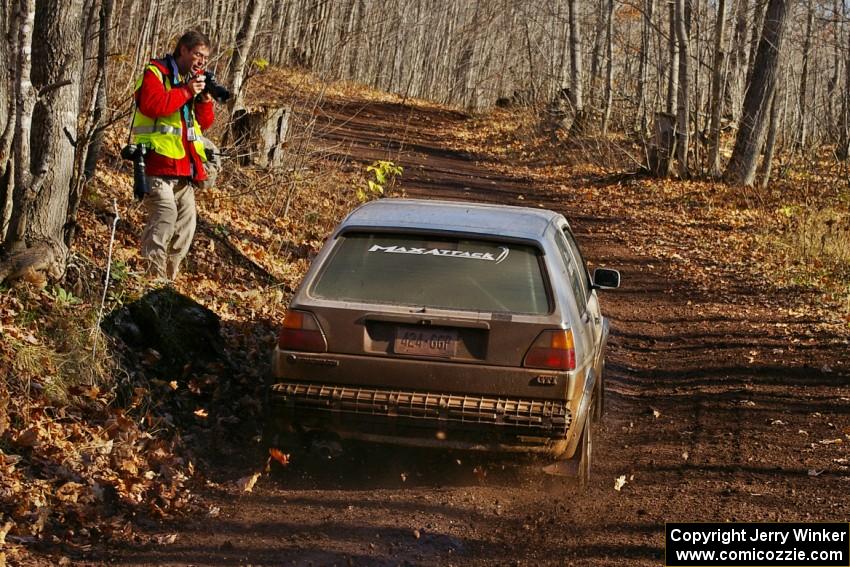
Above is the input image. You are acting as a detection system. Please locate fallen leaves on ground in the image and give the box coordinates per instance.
[268,448,289,467]
[614,475,627,491]
[236,473,261,493]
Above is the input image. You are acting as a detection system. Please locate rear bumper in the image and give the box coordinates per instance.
[268,381,573,454]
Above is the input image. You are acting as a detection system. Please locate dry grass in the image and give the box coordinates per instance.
[4,285,119,408]
[779,208,850,271]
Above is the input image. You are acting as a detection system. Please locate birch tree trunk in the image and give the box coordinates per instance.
[568,0,586,132]
[708,0,728,177]
[724,0,788,186]
[601,0,614,135]
[9,0,38,250]
[228,0,264,113]
[0,0,20,241]
[1,0,84,282]
[825,0,840,143]
[666,1,679,115]
[675,0,690,177]
[637,0,654,133]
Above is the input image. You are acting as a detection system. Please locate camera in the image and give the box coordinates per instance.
[121,143,149,200]
[201,71,231,103]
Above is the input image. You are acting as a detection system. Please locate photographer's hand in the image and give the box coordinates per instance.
[197,92,213,103]
[186,74,206,96]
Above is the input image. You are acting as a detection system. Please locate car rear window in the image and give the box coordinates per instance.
[310,232,550,314]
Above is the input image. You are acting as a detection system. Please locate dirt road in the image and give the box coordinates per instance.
[111,98,850,566]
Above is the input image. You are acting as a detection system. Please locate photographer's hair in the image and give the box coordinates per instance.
[173,30,210,58]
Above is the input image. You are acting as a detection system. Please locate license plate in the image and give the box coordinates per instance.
[394,327,458,358]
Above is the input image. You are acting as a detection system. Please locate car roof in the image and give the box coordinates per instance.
[339,198,562,240]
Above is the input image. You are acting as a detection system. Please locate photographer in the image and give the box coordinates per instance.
[130,30,218,281]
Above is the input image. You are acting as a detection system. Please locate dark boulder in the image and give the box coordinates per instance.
[103,287,224,376]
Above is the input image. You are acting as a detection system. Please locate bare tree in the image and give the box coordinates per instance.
[795,0,813,152]
[675,0,690,176]
[83,0,113,182]
[724,0,788,186]
[745,0,766,85]
[841,14,850,160]
[601,0,615,135]
[228,0,264,112]
[568,0,586,132]
[68,0,114,247]
[758,88,780,187]
[707,0,727,177]
[0,0,20,239]
[637,0,655,132]
[666,1,679,115]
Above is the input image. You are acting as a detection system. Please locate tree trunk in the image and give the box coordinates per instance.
[666,1,679,115]
[637,0,654,133]
[453,0,479,108]
[83,0,112,182]
[727,0,749,124]
[568,0,586,132]
[7,0,39,252]
[588,0,606,108]
[650,112,677,176]
[0,0,8,140]
[795,0,813,152]
[0,0,20,242]
[675,0,690,177]
[724,0,788,186]
[601,0,614,135]
[133,0,155,71]
[69,0,113,247]
[825,0,840,143]
[745,0,766,86]
[2,0,84,282]
[759,89,780,187]
[708,0,728,177]
[840,49,850,160]
[228,0,265,113]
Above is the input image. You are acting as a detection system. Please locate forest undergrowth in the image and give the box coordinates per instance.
[1,66,849,564]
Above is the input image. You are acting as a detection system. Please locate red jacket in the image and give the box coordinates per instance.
[136,60,215,182]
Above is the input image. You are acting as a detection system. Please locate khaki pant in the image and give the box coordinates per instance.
[140,176,196,280]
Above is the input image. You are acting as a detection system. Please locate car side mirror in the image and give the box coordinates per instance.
[592,268,620,289]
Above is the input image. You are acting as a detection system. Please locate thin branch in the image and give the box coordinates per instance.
[37,79,73,98]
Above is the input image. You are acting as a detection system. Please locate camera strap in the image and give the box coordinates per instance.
[159,54,197,139]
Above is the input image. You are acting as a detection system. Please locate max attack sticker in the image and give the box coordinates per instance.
[367,244,510,263]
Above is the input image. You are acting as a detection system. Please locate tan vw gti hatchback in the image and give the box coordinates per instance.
[267,199,619,483]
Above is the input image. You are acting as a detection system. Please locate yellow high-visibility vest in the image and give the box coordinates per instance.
[131,64,207,161]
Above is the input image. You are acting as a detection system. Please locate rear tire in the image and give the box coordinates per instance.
[592,363,605,423]
[570,394,596,486]
[542,396,594,487]
[575,408,593,486]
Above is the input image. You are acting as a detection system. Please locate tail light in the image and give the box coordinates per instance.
[523,329,575,371]
[278,310,327,352]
